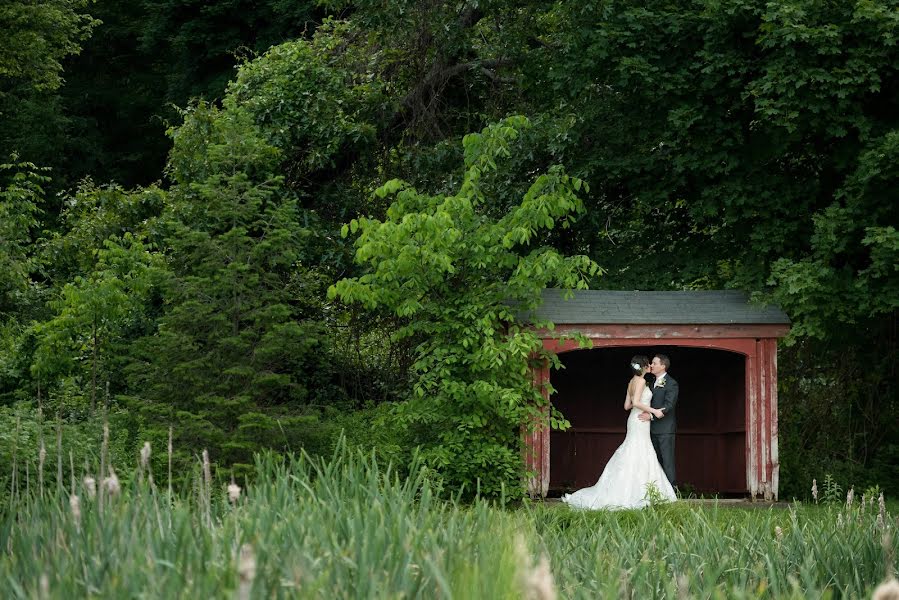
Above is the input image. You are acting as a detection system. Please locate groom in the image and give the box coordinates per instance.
[638,354,679,487]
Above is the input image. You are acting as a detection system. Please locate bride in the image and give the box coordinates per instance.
[561,355,677,510]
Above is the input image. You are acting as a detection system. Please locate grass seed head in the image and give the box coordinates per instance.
[884,530,895,580]
[237,543,256,600]
[140,442,151,470]
[873,578,899,600]
[228,482,241,504]
[202,449,212,488]
[775,526,783,540]
[522,554,556,600]
[238,543,256,581]
[676,574,689,600]
[103,470,120,497]
[514,534,557,600]
[83,476,96,499]
[69,494,81,523]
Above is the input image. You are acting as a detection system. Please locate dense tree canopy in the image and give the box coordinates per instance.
[0,0,96,91]
[0,0,896,498]
[0,0,97,194]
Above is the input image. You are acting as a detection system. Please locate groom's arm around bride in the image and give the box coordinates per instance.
[638,376,678,426]
[639,354,679,487]
[655,376,679,423]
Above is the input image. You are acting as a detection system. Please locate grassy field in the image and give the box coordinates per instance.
[1,445,896,599]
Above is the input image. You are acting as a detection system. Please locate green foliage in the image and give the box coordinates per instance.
[0,0,97,93]
[643,481,670,507]
[2,0,898,501]
[40,183,166,282]
[329,402,415,465]
[776,335,899,500]
[53,0,321,187]
[768,131,899,342]
[226,21,381,176]
[136,0,320,103]
[0,1,97,189]
[0,159,47,317]
[490,0,896,304]
[821,474,844,505]
[32,233,163,411]
[0,160,52,409]
[864,484,883,499]
[124,100,343,480]
[331,116,600,498]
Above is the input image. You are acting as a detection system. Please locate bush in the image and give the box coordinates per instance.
[331,116,600,498]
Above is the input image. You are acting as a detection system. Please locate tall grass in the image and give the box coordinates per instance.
[1,441,896,598]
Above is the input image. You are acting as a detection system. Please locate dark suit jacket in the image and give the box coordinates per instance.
[649,373,679,435]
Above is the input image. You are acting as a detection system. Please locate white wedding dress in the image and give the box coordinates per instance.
[561,385,677,510]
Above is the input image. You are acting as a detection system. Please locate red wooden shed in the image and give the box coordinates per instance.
[523,290,790,501]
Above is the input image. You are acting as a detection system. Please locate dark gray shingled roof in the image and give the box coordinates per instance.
[530,289,790,325]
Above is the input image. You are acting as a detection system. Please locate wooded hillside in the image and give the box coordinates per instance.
[1,0,896,499]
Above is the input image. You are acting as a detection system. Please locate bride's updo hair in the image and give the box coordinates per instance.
[629,355,650,376]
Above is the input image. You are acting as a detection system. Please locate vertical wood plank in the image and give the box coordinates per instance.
[767,338,780,500]
[759,339,768,486]
[750,338,779,501]
[539,363,550,496]
[524,362,551,497]
[746,351,758,498]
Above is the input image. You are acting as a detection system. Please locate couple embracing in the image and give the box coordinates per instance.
[562,354,679,510]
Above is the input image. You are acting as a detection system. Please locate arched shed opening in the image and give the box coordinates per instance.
[548,346,746,496]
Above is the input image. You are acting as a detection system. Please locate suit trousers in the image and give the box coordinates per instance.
[651,433,676,486]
